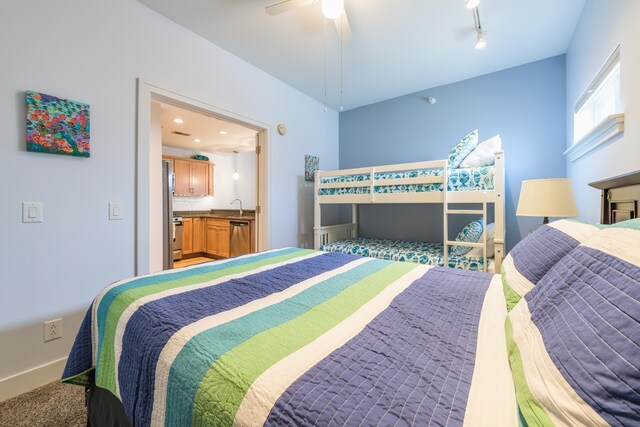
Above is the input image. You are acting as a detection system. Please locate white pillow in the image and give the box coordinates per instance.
[459,135,501,168]
[466,223,495,258]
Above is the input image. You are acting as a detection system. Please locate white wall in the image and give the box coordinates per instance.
[566,0,640,222]
[162,146,256,211]
[0,0,338,398]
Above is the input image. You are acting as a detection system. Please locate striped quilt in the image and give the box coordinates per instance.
[62,248,514,426]
[505,219,640,426]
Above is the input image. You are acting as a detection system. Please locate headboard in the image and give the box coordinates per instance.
[589,170,640,224]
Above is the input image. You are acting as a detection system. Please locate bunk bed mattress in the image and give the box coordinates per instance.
[62,248,515,426]
[319,165,494,195]
[320,237,491,271]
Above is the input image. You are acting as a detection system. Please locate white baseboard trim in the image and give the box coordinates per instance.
[0,357,68,402]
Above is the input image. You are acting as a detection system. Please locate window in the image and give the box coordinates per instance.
[566,45,624,162]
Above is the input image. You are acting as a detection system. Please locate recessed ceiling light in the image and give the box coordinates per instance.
[218,130,228,135]
[173,118,184,124]
[193,138,201,143]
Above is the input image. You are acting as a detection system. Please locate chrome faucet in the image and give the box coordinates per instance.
[231,199,243,216]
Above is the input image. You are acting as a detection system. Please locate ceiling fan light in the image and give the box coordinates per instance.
[465,0,480,9]
[475,31,486,49]
[322,0,344,19]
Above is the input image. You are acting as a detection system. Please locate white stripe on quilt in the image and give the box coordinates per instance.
[149,257,374,427]
[581,228,640,267]
[463,275,516,427]
[509,300,608,427]
[90,248,286,365]
[548,220,599,243]
[502,255,534,297]
[113,250,323,398]
[232,265,431,427]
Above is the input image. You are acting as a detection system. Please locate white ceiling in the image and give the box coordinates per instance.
[159,102,257,153]
[139,0,586,111]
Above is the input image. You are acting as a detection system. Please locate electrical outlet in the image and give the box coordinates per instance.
[43,318,62,342]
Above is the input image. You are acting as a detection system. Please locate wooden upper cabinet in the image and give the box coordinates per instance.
[191,162,209,196]
[171,157,214,196]
[173,159,192,196]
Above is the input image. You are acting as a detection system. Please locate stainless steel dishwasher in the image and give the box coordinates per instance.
[229,220,250,257]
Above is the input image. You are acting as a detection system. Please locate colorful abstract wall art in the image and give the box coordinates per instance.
[26,90,90,157]
[305,154,319,181]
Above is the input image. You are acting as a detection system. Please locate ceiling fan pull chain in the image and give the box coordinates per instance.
[324,17,328,112]
[340,13,344,112]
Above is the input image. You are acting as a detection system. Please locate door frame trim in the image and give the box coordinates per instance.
[136,79,270,275]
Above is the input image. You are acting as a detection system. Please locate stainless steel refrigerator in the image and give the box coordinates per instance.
[162,160,175,270]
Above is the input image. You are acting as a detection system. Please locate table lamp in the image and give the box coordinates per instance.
[517,178,579,224]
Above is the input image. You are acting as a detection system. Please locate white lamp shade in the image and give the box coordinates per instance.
[517,178,579,219]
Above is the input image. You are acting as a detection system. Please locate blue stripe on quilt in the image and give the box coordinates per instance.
[118,252,357,425]
[95,248,299,364]
[163,258,390,427]
[510,226,578,284]
[526,246,640,426]
[61,307,93,384]
[265,267,492,427]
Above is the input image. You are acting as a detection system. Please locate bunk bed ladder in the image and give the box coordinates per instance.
[443,183,489,272]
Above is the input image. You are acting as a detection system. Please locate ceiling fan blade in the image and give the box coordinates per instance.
[333,11,352,43]
[265,0,316,16]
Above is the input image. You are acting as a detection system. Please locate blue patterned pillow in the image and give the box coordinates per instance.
[450,218,483,256]
[447,130,479,169]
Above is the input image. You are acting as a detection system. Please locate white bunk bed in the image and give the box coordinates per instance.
[313,151,505,272]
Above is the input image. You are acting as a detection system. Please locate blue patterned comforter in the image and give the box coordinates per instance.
[318,166,494,196]
[321,237,489,271]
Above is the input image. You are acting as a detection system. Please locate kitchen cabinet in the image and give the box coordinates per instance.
[182,217,206,255]
[182,218,193,255]
[193,217,205,253]
[205,218,230,258]
[173,158,214,196]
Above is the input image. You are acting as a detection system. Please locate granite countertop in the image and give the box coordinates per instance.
[174,209,255,221]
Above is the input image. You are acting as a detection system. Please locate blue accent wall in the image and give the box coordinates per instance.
[339,55,567,251]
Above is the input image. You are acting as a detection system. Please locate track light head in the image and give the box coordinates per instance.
[475,31,487,49]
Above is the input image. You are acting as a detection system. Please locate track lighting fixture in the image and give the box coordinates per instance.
[472,6,486,49]
[465,0,479,9]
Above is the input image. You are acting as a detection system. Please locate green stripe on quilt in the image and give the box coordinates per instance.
[96,249,315,395]
[505,317,554,427]
[192,261,418,426]
[502,265,521,312]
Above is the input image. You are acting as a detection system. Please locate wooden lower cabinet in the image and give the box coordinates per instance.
[193,218,205,253]
[205,219,230,258]
[182,218,193,255]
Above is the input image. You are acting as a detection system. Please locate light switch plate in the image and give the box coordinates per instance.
[22,202,43,223]
[109,202,123,220]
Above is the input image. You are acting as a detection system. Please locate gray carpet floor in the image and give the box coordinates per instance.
[0,381,85,427]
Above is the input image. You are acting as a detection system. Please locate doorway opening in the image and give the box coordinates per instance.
[136,80,269,275]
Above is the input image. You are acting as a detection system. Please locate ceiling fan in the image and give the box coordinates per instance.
[266,0,352,42]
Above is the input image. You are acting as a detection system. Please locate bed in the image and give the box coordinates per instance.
[313,132,506,273]
[318,165,495,196]
[320,237,493,272]
[63,171,640,427]
[63,248,516,426]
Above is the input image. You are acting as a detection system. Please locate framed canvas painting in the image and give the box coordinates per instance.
[26,90,90,157]
[305,154,319,181]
